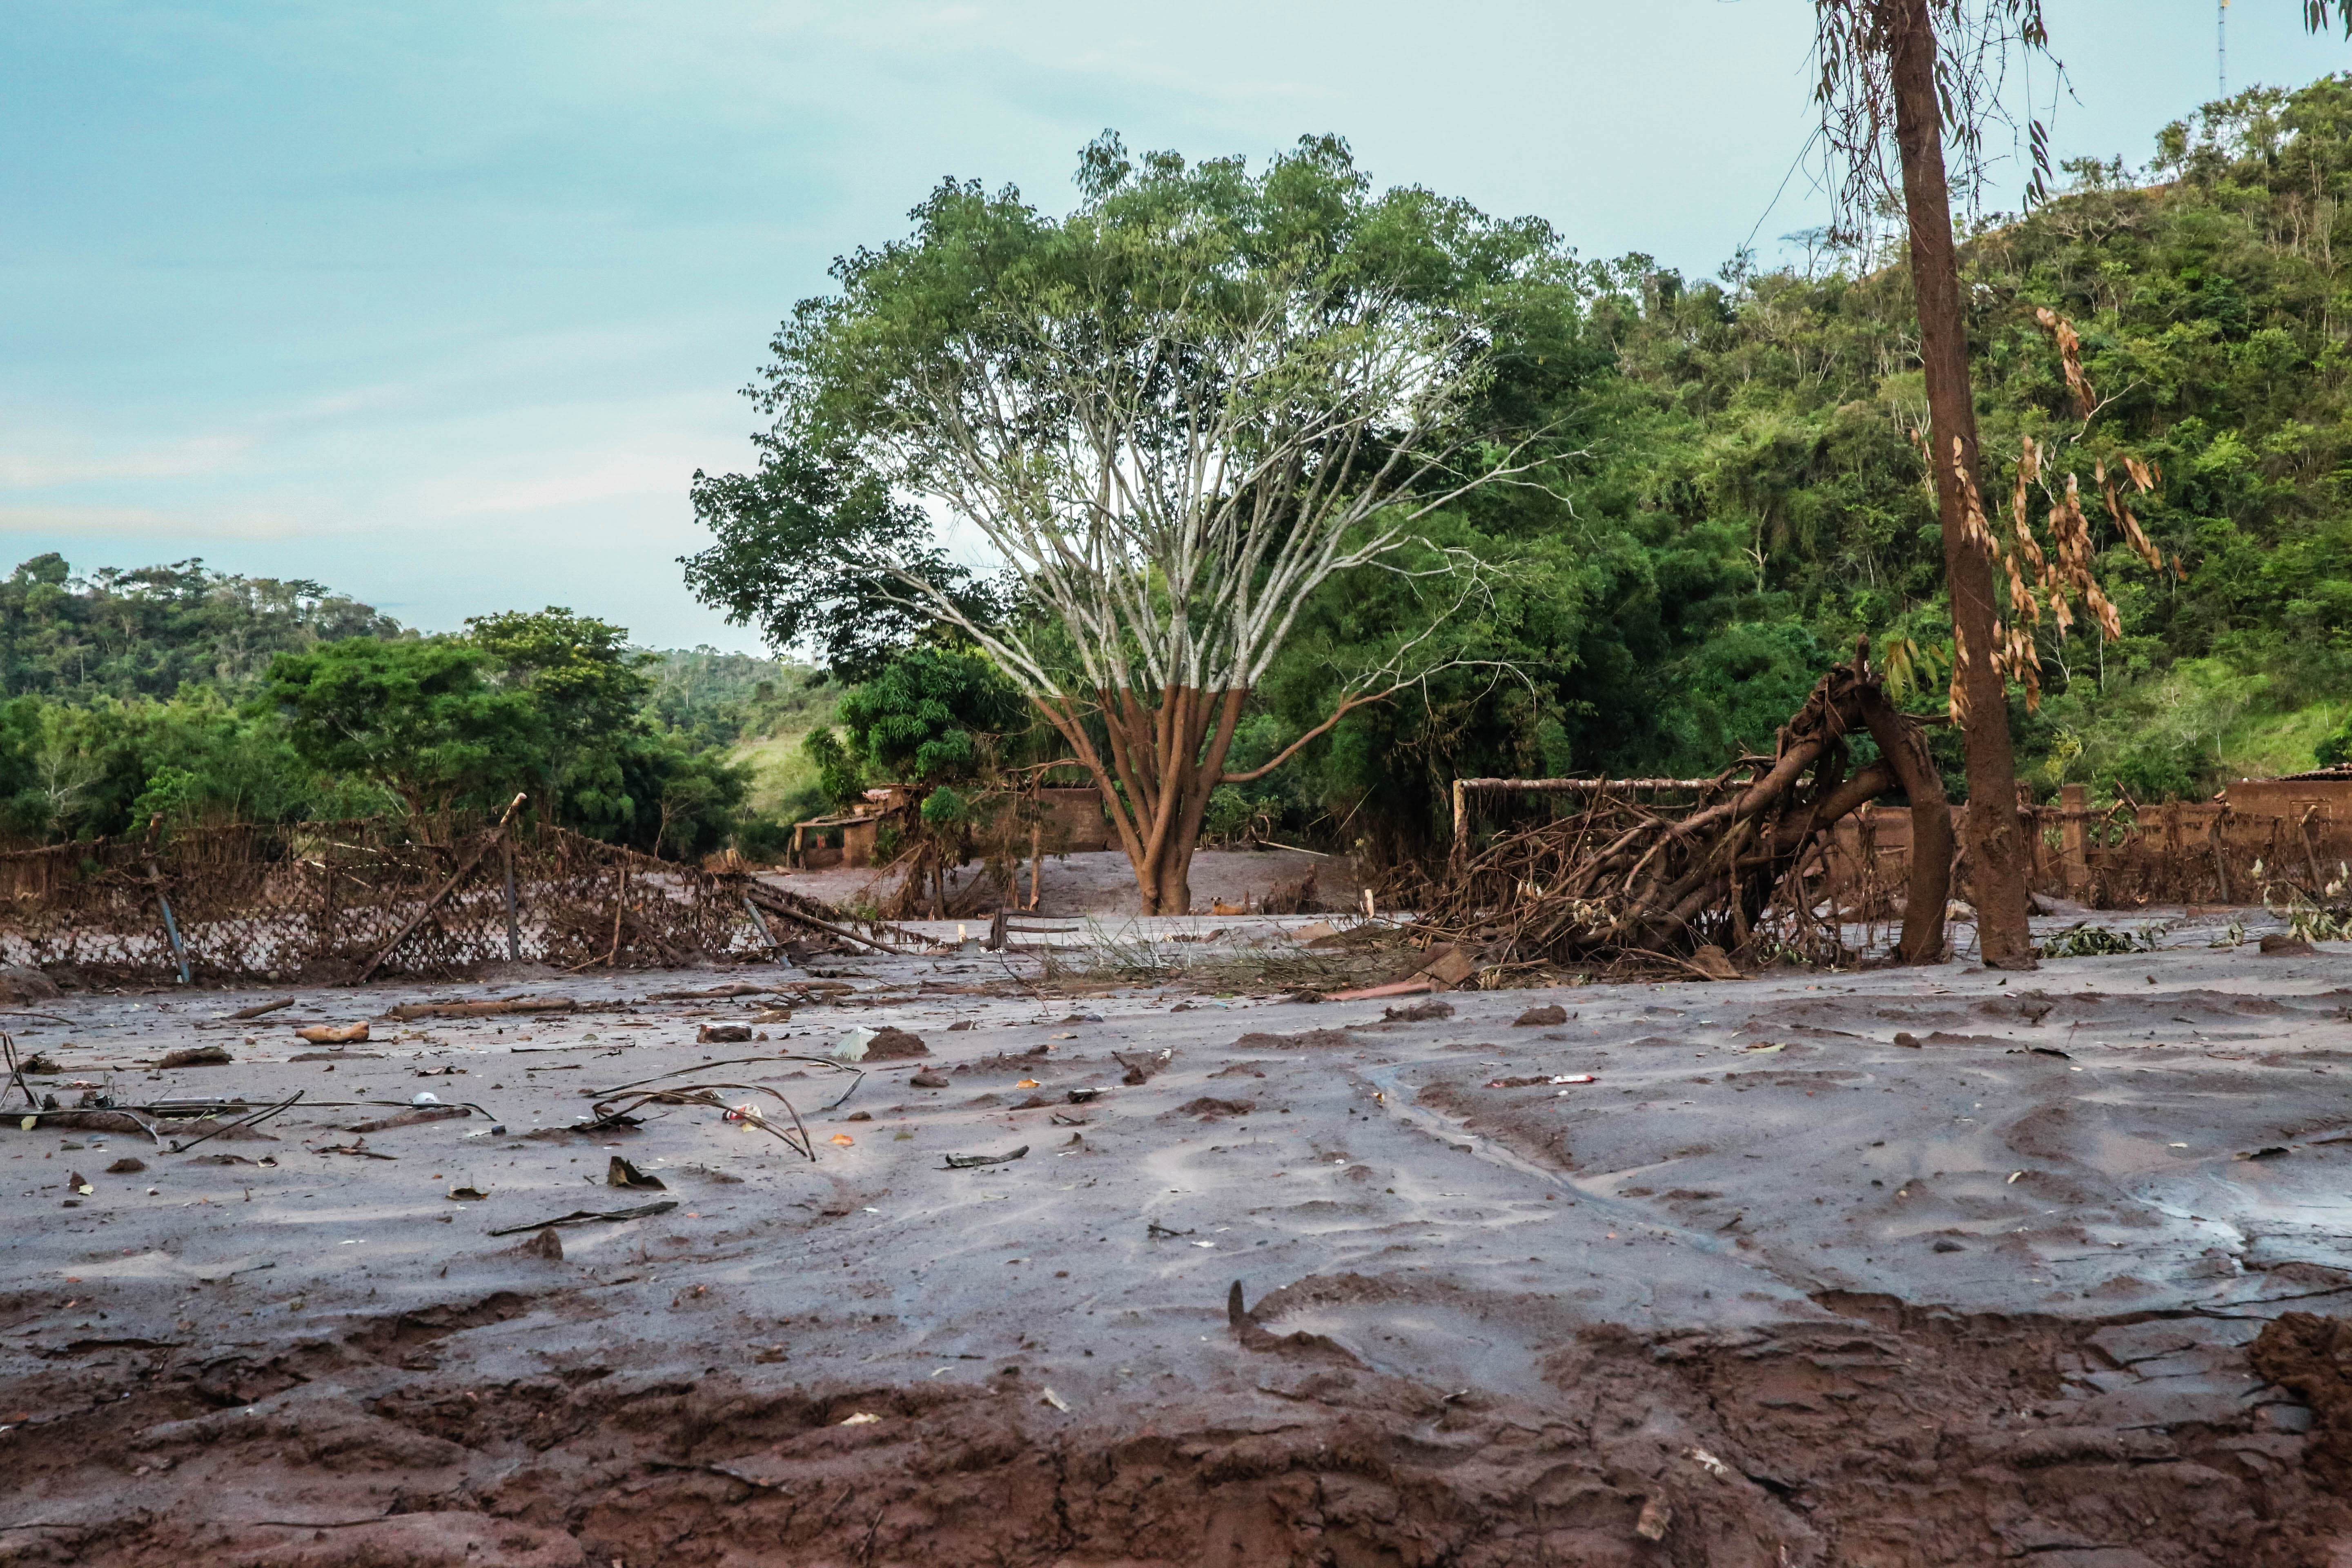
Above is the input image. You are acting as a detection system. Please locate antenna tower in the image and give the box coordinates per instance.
[2219,0,2229,98]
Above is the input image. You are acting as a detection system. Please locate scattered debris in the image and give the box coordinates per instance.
[2261,932,2319,957]
[698,1025,754,1044]
[1177,1098,1254,1118]
[1039,1387,1071,1412]
[106,1157,146,1174]
[390,996,572,1021]
[293,1023,370,1045]
[512,1227,564,1261]
[343,1106,471,1133]
[1383,999,1454,1023]
[313,1140,393,1160]
[646,983,771,1001]
[944,1145,1029,1169]
[2039,924,2150,958]
[909,1070,949,1089]
[1114,1048,1176,1084]
[1893,1032,1922,1049]
[607,1156,666,1189]
[1147,1221,1196,1238]
[1635,1497,1672,1541]
[837,1411,882,1426]
[229,998,295,1020]
[487,1200,679,1236]
[158,1046,234,1068]
[1513,1004,1568,1027]
[447,1182,488,1200]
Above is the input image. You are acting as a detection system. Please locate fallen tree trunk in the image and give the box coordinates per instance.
[1422,645,1950,969]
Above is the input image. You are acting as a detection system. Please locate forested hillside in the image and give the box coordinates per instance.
[1231,75,2352,853]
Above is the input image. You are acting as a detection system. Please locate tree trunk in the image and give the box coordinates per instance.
[1884,0,2037,969]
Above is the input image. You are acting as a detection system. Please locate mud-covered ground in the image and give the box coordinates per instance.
[3,909,2350,1566]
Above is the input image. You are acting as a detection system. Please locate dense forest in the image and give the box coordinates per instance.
[1219,74,2352,853]
[15,75,2352,869]
[0,552,817,853]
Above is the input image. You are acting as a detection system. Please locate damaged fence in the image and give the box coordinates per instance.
[1818,783,2352,914]
[1434,653,2352,973]
[0,817,806,983]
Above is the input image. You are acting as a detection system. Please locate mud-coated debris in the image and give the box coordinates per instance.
[1893,1032,1922,1048]
[1066,1087,1101,1104]
[864,1027,929,1060]
[1635,1496,1671,1540]
[1149,1221,1196,1238]
[314,1139,394,1160]
[1381,998,1454,1022]
[1115,1047,1175,1084]
[1178,1097,1254,1119]
[948,1020,975,1031]
[608,1156,666,1190]
[843,1109,872,1122]
[908,1069,949,1089]
[943,1145,1028,1169]
[697,1024,753,1044]
[158,1046,233,1068]
[1932,1238,1967,1252]
[1230,1030,1352,1052]
[2236,1145,2291,1161]
[1514,1004,1569,1027]
[1688,945,1740,981]
[228,997,294,1020]
[344,1106,469,1133]
[2261,932,2319,956]
[487,1199,677,1236]
[1415,945,1479,987]
[1225,1280,1368,1365]
[106,1157,146,1174]
[18,1053,59,1074]
[513,1226,564,1261]
[447,1183,488,1200]
[0,964,61,1004]
[293,1022,370,1045]
[1039,1387,1071,1412]
[66,1172,91,1194]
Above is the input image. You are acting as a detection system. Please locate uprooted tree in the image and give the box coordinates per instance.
[1425,647,1954,969]
[685,133,1574,913]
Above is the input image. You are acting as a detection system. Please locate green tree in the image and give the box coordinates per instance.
[464,607,654,827]
[688,131,1581,911]
[265,639,543,819]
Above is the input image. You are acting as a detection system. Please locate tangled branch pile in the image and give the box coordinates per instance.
[1414,651,1952,971]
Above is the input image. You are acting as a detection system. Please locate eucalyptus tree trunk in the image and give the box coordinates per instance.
[1884,0,2037,968]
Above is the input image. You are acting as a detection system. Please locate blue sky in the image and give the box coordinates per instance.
[4,1,2346,650]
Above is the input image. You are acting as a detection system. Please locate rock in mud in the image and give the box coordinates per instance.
[863,1026,929,1060]
[1513,1003,1568,1027]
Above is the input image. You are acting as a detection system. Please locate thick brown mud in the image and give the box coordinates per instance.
[4,913,2350,1564]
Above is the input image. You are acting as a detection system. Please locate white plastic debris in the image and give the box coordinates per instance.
[835,1028,877,1062]
[412,1091,442,1107]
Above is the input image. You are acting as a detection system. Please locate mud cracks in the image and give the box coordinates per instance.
[0,1287,2341,1568]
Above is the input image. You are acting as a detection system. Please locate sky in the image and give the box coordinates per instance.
[4,1,2347,651]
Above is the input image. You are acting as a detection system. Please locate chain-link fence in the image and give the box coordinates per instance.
[0,819,769,983]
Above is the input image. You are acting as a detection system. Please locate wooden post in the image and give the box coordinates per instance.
[501,838,521,962]
[606,864,627,967]
[2058,784,2089,897]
